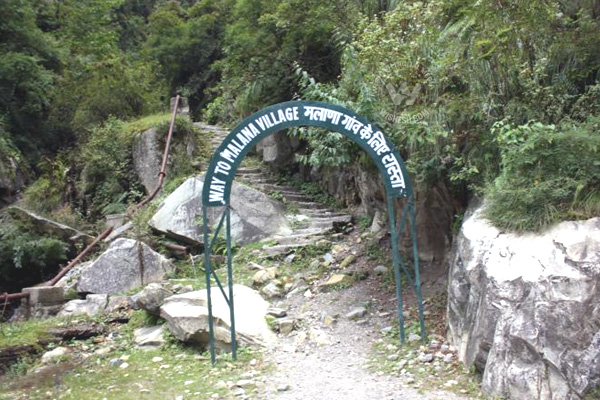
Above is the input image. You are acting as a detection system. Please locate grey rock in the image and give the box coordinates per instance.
[148,175,291,246]
[55,262,92,294]
[58,294,108,317]
[41,347,69,364]
[109,358,123,367]
[374,265,388,276]
[346,307,367,320]
[277,318,295,334]
[443,353,454,363]
[448,202,600,400]
[267,308,287,318]
[7,206,92,246]
[277,384,291,392]
[77,238,175,295]
[408,333,421,342]
[134,326,166,348]
[252,268,278,286]
[370,210,385,233]
[159,284,275,350]
[130,283,174,316]
[132,127,162,194]
[261,282,282,298]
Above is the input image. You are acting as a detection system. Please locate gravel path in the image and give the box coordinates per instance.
[255,274,473,400]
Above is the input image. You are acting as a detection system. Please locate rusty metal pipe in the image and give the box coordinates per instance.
[0,292,29,302]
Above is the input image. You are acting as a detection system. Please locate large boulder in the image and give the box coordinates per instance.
[148,175,291,245]
[7,206,92,246]
[132,127,162,194]
[159,284,275,351]
[447,203,600,399]
[77,238,176,295]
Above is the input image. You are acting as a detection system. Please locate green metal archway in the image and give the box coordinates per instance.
[201,101,425,363]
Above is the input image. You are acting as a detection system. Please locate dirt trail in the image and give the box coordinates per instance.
[255,268,472,400]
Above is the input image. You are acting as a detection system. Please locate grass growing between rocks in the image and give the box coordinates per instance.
[1,313,266,400]
[367,294,486,399]
[0,316,94,349]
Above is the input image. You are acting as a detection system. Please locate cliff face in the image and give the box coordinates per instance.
[0,152,27,207]
[447,203,600,399]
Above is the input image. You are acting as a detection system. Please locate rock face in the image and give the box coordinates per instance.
[256,131,301,170]
[149,175,291,245]
[132,127,162,194]
[7,206,92,246]
[447,203,600,400]
[159,284,275,350]
[0,153,26,206]
[77,238,176,295]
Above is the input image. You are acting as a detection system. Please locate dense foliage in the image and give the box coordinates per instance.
[1,0,599,232]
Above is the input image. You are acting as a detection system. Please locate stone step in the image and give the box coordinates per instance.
[280,193,313,202]
[304,212,349,219]
[264,241,318,257]
[259,184,298,193]
[236,167,263,175]
[294,201,331,210]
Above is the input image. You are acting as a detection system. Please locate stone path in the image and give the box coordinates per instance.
[195,123,353,256]
[254,276,473,400]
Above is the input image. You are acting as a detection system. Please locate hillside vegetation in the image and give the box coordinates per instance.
[1,0,599,231]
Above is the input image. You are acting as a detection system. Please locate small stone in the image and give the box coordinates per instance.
[277,318,295,334]
[323,253,334,263]
[444,379,459,387]
[95,347,112,356]
[406,377,415,384]
[408,333,421,342]
[321,274,353,289]
[236,380,254,387]
[175,396,184,400]
[430,340,440,349]
[387,354,399,361]
[119,362,129,369]
[184,380,194,386]
[443,353,454,363]
[339,255,356,269]
[309,259,320,269]
[277,384,291,392]
[253,268,278,286]
[152,356,164,363]
[397,360,407,369]
[267,307,287,318]
[41,347,69,364]
[109,358,123,367]
[284,254,296,264]
[322,315,336,326]
[380,326,393,334]
[303,289,313,298]
[440,343,450,352]
[374,265,388,275]
[346,307,367,320]
[262,282,282,298]
[420,353,434,363]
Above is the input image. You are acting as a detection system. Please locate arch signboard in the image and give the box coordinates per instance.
[201,101,425,363]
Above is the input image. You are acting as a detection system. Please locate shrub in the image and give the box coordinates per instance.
[485,118,600,231]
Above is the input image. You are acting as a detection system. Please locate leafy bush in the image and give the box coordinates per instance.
[485,118,600,231]
[0,215,68,293]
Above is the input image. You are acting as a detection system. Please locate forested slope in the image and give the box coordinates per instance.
[1,0,599,230]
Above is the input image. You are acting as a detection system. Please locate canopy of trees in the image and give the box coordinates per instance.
[1,0,599,231]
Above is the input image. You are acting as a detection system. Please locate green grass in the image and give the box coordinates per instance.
[1,341,263,400]
[124,113,172,133]
[0,317,89,349]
